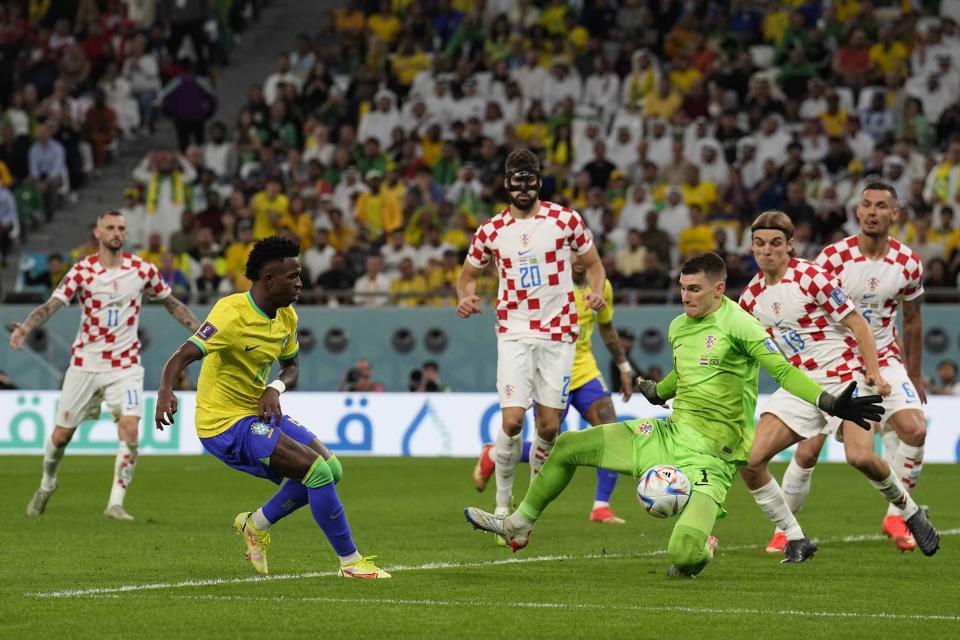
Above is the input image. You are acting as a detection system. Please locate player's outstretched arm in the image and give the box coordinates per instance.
[456,261,483,318]
[598,322,632,400]
[161,295,201,332]
[8,297,65,348]
[840,310,890,396]
[901,295,927,404]
[259,354,299,424]
[579,245,606,311]
[155,341,203,430]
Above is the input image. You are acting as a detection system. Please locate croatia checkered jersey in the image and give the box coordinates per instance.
[467,201,593,342]
[738,258,859,381]
[51,252,171,371]
[815,235,923,366]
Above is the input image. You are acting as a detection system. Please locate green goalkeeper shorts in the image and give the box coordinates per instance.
[620,417,736,510]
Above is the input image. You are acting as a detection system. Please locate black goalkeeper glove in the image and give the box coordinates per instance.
[635,376,665,406]
[817,381,884,430]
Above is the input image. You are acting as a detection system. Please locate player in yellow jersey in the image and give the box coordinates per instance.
[154,236,389,579]
[472,253,636,524]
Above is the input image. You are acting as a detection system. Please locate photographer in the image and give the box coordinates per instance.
[408,361,450,392]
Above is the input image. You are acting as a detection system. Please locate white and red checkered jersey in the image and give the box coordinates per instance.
[739,258,859,381]
[815,235,923,367]
[467,201,593,342]
[52,252,171,371]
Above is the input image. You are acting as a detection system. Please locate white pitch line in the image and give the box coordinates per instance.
[27,527,960,599]
[82,593,960,623]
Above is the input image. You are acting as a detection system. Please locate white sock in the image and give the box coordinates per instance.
[870,467,919,519]
[781,457,814,515]
[505,511,533,530]
[251,508,272,531]
[41,437,66,492]
[339,551,362,566]
[494,430,521,512]
[592,500,609,510]
[108,441,138,507]
[529,433,556,481]
[749,478,805,540]
[881,429,900,466]
[885,442,924,517]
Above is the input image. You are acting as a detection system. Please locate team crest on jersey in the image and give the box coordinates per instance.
[867,277,880,292]
[635,421,654,436]
[704,335,716,351]
[504,384,515,399]
[250,422,274,437]
[772,302,781,316]
[520,233,531,248]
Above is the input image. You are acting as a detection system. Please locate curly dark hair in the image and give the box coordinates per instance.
[244,235,301,281]
[504,148,540,175]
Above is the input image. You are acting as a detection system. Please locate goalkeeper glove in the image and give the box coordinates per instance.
[817,381,884,430]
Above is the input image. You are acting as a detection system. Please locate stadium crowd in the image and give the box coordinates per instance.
[7,0,960,305]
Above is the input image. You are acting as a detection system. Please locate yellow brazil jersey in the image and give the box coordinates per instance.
[570,279,614,391]
[188,292,300,438]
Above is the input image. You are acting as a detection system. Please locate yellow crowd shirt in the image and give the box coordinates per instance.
[570,279,614,391]
[188,292,300,438]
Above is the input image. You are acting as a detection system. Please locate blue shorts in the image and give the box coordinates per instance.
[534,376,610,421]
[200,415,318,484]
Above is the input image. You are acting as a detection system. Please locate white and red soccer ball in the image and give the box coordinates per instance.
[637,465,691,518]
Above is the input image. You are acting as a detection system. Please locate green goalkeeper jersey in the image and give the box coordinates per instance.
[654,297,825,464]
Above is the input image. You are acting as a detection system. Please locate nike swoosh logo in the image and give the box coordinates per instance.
[862,294,875,299]
[244,345,260,352]
[774,320,784,327]
[518,249,532,256]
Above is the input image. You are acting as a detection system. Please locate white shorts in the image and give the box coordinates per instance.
[761,375,860,439]
[859,361,923,431]
[56,365,145,428]
[496,337,575,410]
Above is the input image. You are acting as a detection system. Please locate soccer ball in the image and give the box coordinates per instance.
[637,465,691,518]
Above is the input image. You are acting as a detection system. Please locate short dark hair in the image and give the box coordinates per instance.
[680,252,727,282]
[862,181,898,201]
[244,235,300,281]
[98,209,124,220]
[505,148,540,174]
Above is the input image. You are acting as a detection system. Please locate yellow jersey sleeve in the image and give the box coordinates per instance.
[279,307,300,361]
[188,299,239,356]
[596,279,614,325]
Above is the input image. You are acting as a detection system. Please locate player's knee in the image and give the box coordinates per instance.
[535,423,560,441]
[51,427,75,447]
[301,455,334,488]
[897,421,926,447]
[739,461,765,488]
[327,456,343,484]
[793,447,819,469]
[501,414,524,436]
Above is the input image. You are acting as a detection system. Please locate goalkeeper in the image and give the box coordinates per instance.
[464,252,884,577]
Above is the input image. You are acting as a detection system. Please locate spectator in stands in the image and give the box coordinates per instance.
[28,121,67,221]
[355,169,401,241]
[194,258,231,304]
[390,257,427,307]
[84,89,117,171]
[615,229,647,288]
[132,150,196,244]
[122,34,161,134]
[160,58,218,150]
[303,227,335,286]
[159,250,190,302]
[353,253,390,307]
[928,359,959,396]
[0,181,17,268]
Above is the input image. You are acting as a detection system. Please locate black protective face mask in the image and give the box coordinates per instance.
[505,170,541,209]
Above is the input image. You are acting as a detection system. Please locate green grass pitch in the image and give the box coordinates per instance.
[3,456,959,638]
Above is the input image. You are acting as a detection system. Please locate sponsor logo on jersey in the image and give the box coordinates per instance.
[635,421,654,436]
[250,422,274,437]
[699,356,719,366]
[830,288,849,306]
[196,321,218,341]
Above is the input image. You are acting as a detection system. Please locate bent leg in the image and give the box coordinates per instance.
[667,492,719,577]
[516,423,631,523]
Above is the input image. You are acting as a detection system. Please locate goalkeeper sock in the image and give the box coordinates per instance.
[494,430,521,512]
[594,468,619,504]
[871,467,919,519]
[886,442,924,517]
[108,441,138,507]
[41,437,66,491]
[529,433,556,481]
[261,479,308,525]
[749,478,805,540]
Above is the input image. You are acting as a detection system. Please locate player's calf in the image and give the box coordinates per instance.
[666,525,714,577]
